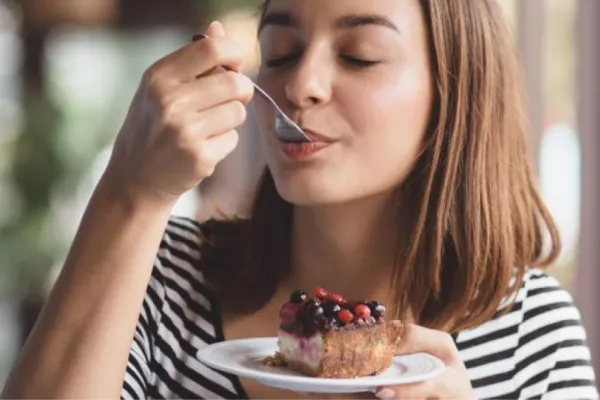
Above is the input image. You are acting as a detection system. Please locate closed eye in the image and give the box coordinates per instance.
[340,55,381,67]
[265,54,381,68]
[265,53,300,68]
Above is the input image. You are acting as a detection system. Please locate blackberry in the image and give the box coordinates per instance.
[290,289,307,303]
[301,319,319,337]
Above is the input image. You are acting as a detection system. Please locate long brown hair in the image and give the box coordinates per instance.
[201,0,561,332]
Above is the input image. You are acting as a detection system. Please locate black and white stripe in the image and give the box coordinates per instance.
[122,217,598,399]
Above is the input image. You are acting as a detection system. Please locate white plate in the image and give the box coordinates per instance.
[197,337,445,394]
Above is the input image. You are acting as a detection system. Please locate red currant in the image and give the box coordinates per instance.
[328,293,346,304]
[354,304,371,319]
[337,309,354,324]
[314,287,329,298]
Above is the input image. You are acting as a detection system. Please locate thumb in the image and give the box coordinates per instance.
[395,324,457,363]
[206,20,226,37]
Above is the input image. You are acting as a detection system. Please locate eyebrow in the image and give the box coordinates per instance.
[258,11,298,33]
[258,11,400,34]
[335,14,400,33]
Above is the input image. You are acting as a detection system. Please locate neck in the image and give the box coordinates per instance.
[288,191,400,302]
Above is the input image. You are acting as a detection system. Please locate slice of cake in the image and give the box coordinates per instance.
[273,287,403,379]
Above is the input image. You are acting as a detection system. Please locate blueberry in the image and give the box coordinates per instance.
[290,290,307,303]
[303,300,323,318]
[322,301,342,317]
[368,302,386,318]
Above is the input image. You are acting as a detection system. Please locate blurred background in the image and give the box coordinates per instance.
[0,0,598,387]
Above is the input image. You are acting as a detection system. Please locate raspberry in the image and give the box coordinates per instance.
[279,303,298,323]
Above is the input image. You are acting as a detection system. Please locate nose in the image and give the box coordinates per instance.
[284,47,332,110]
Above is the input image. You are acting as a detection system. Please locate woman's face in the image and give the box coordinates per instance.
[255,0,433,206]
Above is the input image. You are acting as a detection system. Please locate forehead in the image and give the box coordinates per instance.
[262,0,423,32]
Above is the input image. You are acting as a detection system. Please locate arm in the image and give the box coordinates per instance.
[121,215,169,399]
[2,182,172,398]
[1,21,253,398]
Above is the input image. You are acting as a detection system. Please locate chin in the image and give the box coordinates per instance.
[270,169,361,206]
[274,179,341,206]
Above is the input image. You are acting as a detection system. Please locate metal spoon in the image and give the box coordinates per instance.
[192,34,311,143]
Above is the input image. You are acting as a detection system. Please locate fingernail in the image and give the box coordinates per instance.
[375,388,396,399]
[209,20,223,30]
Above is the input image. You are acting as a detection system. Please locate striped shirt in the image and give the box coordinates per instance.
[121,217,599,399]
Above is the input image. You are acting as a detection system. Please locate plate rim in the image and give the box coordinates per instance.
[197,337,445,388]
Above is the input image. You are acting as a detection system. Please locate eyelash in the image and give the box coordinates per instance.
[265,54,380,68]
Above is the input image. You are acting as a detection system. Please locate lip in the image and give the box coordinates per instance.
[278,129,335,161]
[301,129,335,143]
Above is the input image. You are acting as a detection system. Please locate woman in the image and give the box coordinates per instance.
[3,0,598,399]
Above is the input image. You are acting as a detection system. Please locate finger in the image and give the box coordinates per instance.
[396,324,458,363]
[175,100,247,141]
[192,21,226,44]
[180,36,246,80]
[185,21,240,77]
[375,381,436,400]
[148,35,246,90]
[193,129,239,177]
[163,70,254,115]
[207,20,226,38]
[297,392,375,399]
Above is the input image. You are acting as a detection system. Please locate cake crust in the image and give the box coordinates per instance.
[313,320,404,378]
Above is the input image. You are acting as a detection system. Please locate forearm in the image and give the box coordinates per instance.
[2,177,174,398]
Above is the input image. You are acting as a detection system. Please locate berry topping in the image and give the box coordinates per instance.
[280,322,295,333]
[289,289,307,303]
[322,301,342,317]
[368,302,386,318]
[304,299,324,318]
[328,293,346,304]
[376,304,386,315]
[279,303,298,323]
[355,304,371,319]
[280,288,387,337]
[314,287,329,298]
[337,309,354,325]
[346,300,359,308]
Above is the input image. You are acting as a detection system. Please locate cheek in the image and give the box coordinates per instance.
[345,69,433,161]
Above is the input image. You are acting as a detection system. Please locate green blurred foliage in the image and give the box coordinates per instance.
[0,0,262,298]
